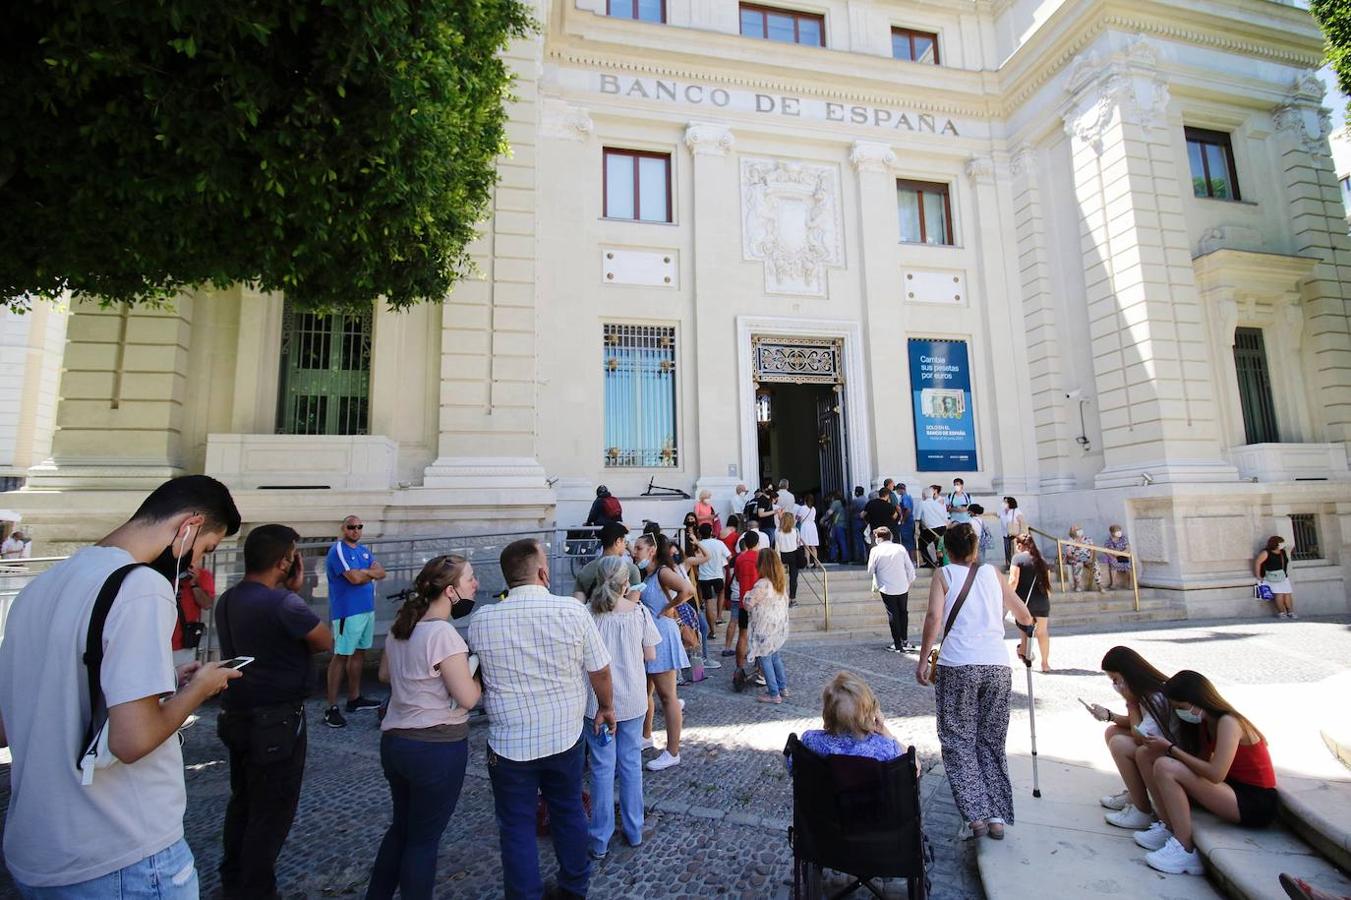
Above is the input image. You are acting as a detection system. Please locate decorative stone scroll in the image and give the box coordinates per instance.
[741,157,845,297]
[752,335,844,385]
[1061,36,1171,154]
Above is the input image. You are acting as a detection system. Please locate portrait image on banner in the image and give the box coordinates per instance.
[908,338,978,471]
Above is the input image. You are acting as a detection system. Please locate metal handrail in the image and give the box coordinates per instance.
[1023,526,1138,613]
[797,557,831,631]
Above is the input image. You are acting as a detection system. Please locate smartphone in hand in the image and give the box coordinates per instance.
[219,656,255,671]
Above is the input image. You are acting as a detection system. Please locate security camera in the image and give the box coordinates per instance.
[1140,472,1154,486]
[1066,389,1083,401]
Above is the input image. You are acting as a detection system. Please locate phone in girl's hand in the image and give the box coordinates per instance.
[219,656,255,670]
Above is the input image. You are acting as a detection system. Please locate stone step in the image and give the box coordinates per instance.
[1192,810,1351,900]
[1323,727,1351,772]
[1276,775,1351,875]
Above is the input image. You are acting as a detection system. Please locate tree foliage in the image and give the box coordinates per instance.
[1313,0,1351,119]
[1,0,534,312]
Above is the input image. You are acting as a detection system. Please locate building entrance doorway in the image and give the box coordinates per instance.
[752,335,848,500]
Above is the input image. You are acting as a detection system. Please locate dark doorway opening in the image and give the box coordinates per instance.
[756,382,847,500]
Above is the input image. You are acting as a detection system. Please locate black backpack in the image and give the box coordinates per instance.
[744,499,760,521]
[79,563,147,777]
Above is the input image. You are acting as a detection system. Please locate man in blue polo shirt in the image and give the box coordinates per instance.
[323,515,386,728]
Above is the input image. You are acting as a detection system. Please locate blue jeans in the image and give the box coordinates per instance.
[696,606,710,660]
[584,716,645,856]
[16,838,198,899]
[487,736,590,899]
[760,651,787,697]
[367,735,469,900]
[849,520,867,563]
[831,523,848,562]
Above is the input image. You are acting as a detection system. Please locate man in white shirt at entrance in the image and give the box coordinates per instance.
[867,527,918,653]
[917,486,950,569]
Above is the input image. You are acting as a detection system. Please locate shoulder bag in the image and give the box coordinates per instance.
[217,589,304,765]
[927,563,981,674]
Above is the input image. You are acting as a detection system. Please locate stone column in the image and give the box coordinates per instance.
[1060,38,1236,488]
[850,141,910,475]
[1271,74,1351,445]
[686,122,743,503]
[421,31,552,516]
[1009,144,1078,492]
[964,154,1037,496]
[28,297,196,490]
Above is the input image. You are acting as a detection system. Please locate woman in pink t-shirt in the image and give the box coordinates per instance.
[369,556,482,900]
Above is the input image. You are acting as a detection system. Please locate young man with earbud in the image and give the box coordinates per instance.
[0,475,244,897]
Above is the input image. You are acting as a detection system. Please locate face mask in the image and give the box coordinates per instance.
[1176,708,1204,725]
[450,593,476,619]
[149,525,195,590]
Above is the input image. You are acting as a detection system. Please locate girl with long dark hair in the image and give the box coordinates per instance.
[1007,534,1053,671]
[368,556,481,900]
[1088,647,1177,831]
[1254,535,1296,618]
[636,533,691,772]
[1132,670,1276,876]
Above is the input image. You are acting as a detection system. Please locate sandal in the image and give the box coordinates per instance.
[988,822,1005,840]
[969,821,988,839]
[756,693,782,704]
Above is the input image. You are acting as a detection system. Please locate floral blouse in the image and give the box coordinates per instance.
[1104,535,1131,571]
[743,576,789,661]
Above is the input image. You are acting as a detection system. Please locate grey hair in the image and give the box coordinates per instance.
[589,555,632,615]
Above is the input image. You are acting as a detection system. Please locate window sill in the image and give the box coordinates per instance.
[601,217,678,226]
[1191,196,1258,208]
[898,240,960,249]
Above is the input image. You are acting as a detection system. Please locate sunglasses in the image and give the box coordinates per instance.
[346,524,364,530]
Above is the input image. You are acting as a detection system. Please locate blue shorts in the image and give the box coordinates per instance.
[332,610,375,655]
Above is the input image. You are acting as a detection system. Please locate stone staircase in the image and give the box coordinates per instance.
[787,562,1188,641]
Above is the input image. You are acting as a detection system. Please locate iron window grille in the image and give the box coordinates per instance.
[1185,127,1242,201]
[603,324,678,468]
[1289,514,1321,562]
[738,4,825,46]
[892,27,939,64]
[276,302,372,436]
[1233,327,1279,445]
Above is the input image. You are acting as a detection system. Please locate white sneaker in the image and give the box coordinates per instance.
[645,750,681,771]
[678,698,686,711]
[753,674,767,686]
[1100,789,1130,811]
[1287,612,1298,619]
[640,736,654,750]
[1133,821,1172,851]
[1145,836,1204,875]
[703,657,723,669]
[1105,804,1153,830]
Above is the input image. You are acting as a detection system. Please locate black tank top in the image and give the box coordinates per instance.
[1260,550,1288,575]
[1014,559,1048,604]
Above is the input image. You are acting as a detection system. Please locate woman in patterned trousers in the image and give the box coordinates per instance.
[916,524,1036,840]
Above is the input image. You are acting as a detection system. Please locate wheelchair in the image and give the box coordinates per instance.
[784,733,930,899]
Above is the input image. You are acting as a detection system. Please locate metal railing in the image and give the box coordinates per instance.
[796,555,832,631]
[1025,526,1139,612]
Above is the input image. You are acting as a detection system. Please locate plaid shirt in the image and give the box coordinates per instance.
[468,584,612,761]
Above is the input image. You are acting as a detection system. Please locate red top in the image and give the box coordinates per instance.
[1202,719,1277,789]
[735,551,760,597]
[172,566,216,650]
[721,531,738,554]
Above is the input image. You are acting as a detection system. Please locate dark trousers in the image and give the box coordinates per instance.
[919,526,946,567]
[849,520,867,563]
[880,592,910,647]
[218,707,307,899]
[830,523,848,562]
[488,737,589,899]
[1003,536,1015,570]
[780,550,800,599]
[367,735,469,900]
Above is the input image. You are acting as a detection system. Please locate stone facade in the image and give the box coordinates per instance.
[6,0,1351,615]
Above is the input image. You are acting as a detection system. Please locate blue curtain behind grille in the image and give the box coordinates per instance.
[604,335,676,467]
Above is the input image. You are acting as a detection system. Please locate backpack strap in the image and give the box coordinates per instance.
[80,563,147,767]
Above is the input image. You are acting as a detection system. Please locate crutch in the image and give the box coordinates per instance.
[1020,622,1042,798]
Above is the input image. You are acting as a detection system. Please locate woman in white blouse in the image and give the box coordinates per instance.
[585,556,661,858]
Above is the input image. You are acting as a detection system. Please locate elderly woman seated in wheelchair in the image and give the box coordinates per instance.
[785,672,929,899]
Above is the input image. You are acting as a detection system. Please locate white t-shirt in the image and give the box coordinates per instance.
[696,537,730,581]
[775,528,801,553]
[740,530,770,555]
[0,546,183,887]
[777,489,796,512]
[935,563,1011,669]
[918,498,950,529]
[1,536,30,559]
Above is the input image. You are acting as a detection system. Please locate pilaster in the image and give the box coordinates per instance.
[849,140,914,475]
[1271,73,1351,445]
[422,31,551,506]
[28,297,194,489]
[1060,37,1236,488]
[686,122,740,487]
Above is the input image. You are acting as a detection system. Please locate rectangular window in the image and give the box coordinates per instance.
[607,0,664,22]
[277,302,372,435]
[603,324,678,468]
[603,149,671,223]
[1289,514,1321,561]
[739,4,825,46]
[1185,127,1241,201]
[896,180,953,245]
[892,27,939,64]
[1233,327,1279,444]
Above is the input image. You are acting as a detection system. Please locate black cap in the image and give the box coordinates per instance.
[596,485,610,497]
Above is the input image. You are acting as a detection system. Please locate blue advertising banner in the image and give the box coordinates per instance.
[908,339,978,471]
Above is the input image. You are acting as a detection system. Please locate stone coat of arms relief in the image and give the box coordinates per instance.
[740,158,845,297]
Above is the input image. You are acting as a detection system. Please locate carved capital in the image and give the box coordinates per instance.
[964,155,995,184]
[684,122,735,156]
[1061,38,1171,154]
[849,141,896,174]
[540,98,594,142]
[1009,144,1037,182]
[1272,74,1332,159]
